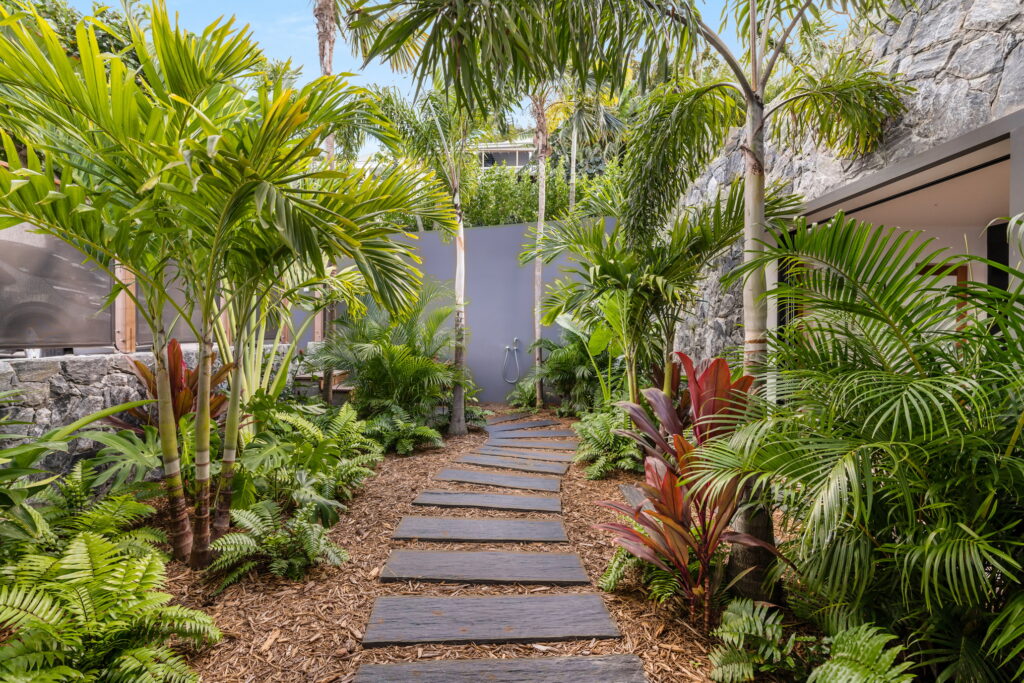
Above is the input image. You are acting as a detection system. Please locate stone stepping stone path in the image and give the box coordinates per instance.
[488,429,579,439]
[412,489,562,512]
[363,594,620,646]
[352,655,643,679]
[357,414,644,681]
[393,516,568,543]
[474,446,574,462]
[381,550,589,585]
[435,467,561,492]
[486,418,560,433]
[355,655,647,682]
[486,412,531,425]
[486,438,579,451]
[456,453,570,475]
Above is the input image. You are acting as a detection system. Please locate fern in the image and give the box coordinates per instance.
[573,407,642,479]
[0,533,218,682]
[599,546,643,592]
[209,502,348,592]
[365,406,443,455]
[808,625,915,683]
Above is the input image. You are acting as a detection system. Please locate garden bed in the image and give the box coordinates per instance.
[170,409,713,682]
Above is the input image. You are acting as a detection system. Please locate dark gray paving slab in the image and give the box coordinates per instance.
[392,516,567,543]
[380,550,589,585]
[412,489,561,513]
[486,412,531,424]
[362,594,620,646]
[435,467,560,492]
[355,655,647,682]
[486,439,578,451]
[475,446,574,462]
[491,429,578,439]
[456,453,569,475]
[486,419,560,433]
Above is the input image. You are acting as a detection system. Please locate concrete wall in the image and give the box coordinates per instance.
[678,0,1024,363]
[406,223,572,403]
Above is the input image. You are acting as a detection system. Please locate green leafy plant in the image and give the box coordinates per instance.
[364,406,444,456]
[710,599,913,683]
[572,406,641,479]
[307,279,457,427]
[0,532,220,681]
[208,501,347,592]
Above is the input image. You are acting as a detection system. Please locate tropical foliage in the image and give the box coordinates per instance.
[209,501,348,592]
[695,217,1024,679]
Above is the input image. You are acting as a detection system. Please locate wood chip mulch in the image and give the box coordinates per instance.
[169,406,713,682]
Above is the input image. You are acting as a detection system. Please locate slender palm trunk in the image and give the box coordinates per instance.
[213,328,245,538]
[568,120,578,212]
[315,0,337,400]
[727,97,779,602]
[532,94,549,408]
[189,329,214,568]
[154,331,192,562]
[449,188,468,435]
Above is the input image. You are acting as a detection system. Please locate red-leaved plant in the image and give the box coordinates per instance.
[106,339,232,433]
[598,351,784,627]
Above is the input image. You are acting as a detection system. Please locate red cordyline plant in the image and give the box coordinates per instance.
[106,339,232,433]
[598,351,785,628]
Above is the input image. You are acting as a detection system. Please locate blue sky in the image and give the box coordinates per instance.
[69,1,741,93]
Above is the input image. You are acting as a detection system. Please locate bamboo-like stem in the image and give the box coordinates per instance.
[213,326,245,538]
[189,325,215,569]
[449,186,468,436]
[532,92,549,408]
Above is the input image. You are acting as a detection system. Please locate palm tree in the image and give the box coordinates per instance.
[0,1,453,565]
[377,88,487,435]
[361,0,910,599]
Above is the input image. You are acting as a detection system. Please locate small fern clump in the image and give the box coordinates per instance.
[1,462,166,562]
[0,532,219,682]
[573,408,642,479]
[365,406,443,455]
[710,599,912,683]
[209,501,347,592]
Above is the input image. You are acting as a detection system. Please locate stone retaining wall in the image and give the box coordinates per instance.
[678,0,1024,362]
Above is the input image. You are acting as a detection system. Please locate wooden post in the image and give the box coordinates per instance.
[114,264,137,353]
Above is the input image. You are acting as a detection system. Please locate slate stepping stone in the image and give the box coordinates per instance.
[435,467,560,492]
[380,550,589,585]
[491,429,578,439]
[486,439,578,451]
[362,594,620,646]
[412,489,561,513]
[456,453,569,475]
[486,419,559,433]
[355,655,647,682]
[486,412,531,424]
[392,516,567,542]
[475,446,574,462]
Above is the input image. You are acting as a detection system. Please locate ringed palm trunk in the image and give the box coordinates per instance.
[727,97,779,602]
[213,328,245,538]
[153,331,193,562]
[568,120,578,212]
[532,95,549,408]
[189,326,215,568]
[315,0,337,401]
[449,188,468,436]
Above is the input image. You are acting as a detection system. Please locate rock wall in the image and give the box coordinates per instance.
[678,0,1024,362]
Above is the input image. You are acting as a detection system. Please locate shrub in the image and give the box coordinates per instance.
[364,406,444,456]
[709,599,913,683]
[208,501,347,592]
[572,407,641,479]
[463,158,570,227]
[0,533,219,681]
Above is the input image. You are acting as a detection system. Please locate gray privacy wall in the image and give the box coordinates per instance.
[406,223,571,403]
[678,0,1024,363]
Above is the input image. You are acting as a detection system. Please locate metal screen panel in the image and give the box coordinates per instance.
[0,223,113,348]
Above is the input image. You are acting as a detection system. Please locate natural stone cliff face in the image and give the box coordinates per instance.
[678,0,1024,362]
